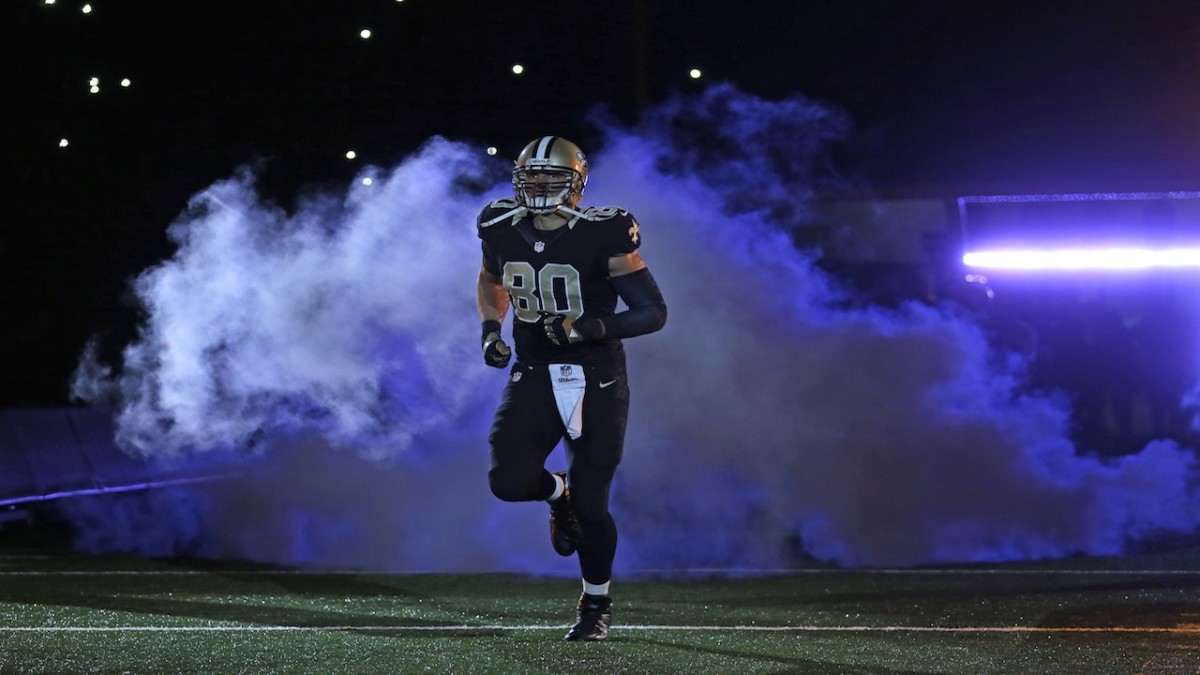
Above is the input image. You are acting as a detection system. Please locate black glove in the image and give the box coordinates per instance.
[481,320,512,368]
[538,312,602,346]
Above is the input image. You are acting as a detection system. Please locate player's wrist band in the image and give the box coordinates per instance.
[481,320,503,346]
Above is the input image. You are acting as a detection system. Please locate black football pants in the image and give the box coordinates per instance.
[488,357,629,585]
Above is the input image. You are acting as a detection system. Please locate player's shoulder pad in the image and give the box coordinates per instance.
[477,197,521,231]
[577,205,641,250]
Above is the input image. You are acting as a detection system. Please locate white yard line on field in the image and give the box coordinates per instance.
[2,568,1200,576]
[0,624,1197,634]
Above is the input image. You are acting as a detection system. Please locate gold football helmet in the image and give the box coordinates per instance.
[512,136,589,214]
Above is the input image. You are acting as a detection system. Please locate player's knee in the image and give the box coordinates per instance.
[488,467,539,502]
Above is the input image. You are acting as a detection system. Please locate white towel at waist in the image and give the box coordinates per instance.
[549,363,586,439]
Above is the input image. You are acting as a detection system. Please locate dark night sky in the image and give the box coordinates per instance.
[6,0,1200,405]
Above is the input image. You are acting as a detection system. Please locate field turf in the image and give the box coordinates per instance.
[1,546,1200,673]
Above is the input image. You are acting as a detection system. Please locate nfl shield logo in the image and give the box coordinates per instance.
[560,365,573,377]
[534,241,545,253]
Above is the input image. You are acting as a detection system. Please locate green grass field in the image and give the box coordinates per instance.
[2,545,1200,674]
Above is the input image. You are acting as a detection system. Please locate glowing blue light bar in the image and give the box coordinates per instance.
[957,192,1200,271]
[962,248,1200,270]
[957,191,1200,204]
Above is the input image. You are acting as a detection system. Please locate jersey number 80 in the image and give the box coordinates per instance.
[503,262,583,323]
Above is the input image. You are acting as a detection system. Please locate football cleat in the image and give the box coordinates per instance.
[564,593,612,641]
[549,471,581,556]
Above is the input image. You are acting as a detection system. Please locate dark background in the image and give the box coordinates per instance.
[6,0,1200,406]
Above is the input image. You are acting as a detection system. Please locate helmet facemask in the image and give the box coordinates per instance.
[512,166,582,214]
[511,136,589,215]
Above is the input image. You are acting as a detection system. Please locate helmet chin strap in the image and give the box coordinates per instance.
[525,203,587,229]
[555,204,587,228]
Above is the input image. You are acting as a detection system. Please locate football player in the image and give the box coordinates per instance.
[476,136,667,641]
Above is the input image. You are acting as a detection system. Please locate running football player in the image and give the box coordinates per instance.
[476,136,668,641]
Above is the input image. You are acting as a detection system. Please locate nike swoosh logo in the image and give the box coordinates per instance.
[599,380,617,388]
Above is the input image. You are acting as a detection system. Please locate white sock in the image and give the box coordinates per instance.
[583,580,610,597]
[547,473,565,502]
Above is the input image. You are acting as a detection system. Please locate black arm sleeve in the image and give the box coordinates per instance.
[591,268,667,340]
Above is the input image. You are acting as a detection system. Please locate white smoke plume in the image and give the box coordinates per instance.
[104,140,494,459]
[71,84,1200,570]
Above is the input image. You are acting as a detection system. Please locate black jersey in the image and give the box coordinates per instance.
[478,197,642,365]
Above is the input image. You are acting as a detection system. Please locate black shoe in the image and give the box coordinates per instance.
[564,593,612,641]
[548,471,581,557]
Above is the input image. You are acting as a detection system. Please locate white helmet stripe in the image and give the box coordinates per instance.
[535,136,556,159]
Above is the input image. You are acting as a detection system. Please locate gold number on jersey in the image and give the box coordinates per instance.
[502,261,583,323]
[503,262,539,321]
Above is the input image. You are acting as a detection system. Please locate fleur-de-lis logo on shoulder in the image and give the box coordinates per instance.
[628,219,640,245]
